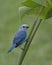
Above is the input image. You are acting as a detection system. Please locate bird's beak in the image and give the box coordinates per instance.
[27,26,29,28]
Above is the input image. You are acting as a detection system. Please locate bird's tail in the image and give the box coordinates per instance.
[8,44,16,53]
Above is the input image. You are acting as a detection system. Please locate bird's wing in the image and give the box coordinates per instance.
[13,30,27,46]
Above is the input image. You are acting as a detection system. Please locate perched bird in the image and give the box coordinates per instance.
[8,24,29,53]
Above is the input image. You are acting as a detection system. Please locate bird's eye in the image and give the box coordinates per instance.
[23,26,25,28]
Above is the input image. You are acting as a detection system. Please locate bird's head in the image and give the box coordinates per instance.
[19,24,29,31]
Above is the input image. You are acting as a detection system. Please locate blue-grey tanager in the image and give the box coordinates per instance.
[8,24,29,53]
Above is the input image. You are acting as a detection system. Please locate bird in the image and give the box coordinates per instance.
[8,24,29,53]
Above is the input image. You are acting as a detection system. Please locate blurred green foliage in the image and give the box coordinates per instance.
[0,0,52,65]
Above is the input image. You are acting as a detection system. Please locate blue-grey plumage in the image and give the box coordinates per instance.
[8,24,29,53]
[13,30,27,47]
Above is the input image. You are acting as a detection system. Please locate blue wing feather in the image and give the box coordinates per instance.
[13,30,27,47]
[8,29,27,53]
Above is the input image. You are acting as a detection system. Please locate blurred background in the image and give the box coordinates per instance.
[0,0,52,65]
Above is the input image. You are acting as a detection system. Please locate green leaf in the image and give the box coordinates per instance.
[48,0,52,6]
[19,6,31,18]
[20,0,52,19]
[46,8,52,19]
[39,1,52,19]
[39,6,51,19]
[22,0,42,8]
[46,1,52,8]
[19,6,42,18]
[33,0,47,6]
[26,6,41,15]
